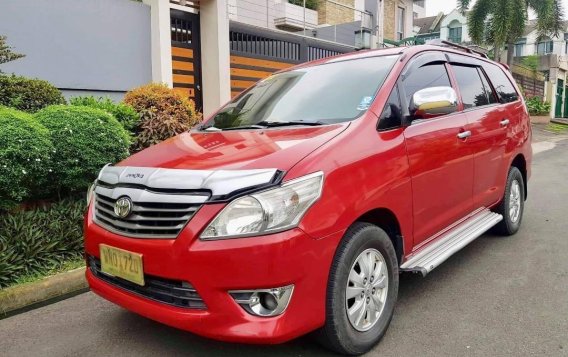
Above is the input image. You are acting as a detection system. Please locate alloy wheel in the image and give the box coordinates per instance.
[345,248,389,332]
[509,179,522,223]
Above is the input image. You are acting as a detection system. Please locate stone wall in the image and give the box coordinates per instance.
[383,0,396,41]
[318,0,355,25]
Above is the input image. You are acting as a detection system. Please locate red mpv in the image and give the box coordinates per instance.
[85,44,532,355]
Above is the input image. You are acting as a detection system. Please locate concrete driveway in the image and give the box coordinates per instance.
[1,125,567,357]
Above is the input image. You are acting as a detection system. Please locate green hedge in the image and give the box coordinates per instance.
[35,105,131,194]
[69,96,140,132]
[0,74,65,113]
[0,107,54,210]
[0,198,85,288]
[526,96,551,116]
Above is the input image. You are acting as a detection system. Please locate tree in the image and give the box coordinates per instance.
[288,0,318,11]
[457,0,564,67]
[0,35,25,69]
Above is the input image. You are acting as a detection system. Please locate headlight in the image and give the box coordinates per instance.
[86,181,96,205]
[200,172,324,240]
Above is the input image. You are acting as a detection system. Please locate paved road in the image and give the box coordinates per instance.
[1,125,568,357]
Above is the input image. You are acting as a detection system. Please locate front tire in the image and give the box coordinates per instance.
[493,166,525,235]
[316,223,399,355]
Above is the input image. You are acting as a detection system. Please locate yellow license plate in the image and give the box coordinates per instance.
[100,244,145,286]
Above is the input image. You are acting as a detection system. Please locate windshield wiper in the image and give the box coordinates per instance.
[256,120,326,127]
[218,124,267,131]
[199,120,325,132]
[200,125,222,132]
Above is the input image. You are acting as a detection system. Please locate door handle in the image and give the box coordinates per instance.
[457,130,471,139]
[500,119,510,127]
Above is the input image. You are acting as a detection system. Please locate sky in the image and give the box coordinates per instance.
[425,0,568,19]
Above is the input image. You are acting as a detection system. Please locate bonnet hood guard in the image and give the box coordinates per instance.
[96,165,283,202]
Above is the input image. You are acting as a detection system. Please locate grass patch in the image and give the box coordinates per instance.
[545,123,568,133]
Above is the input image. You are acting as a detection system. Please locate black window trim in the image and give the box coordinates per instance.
[447,52,521,106]
[377,84,404,132]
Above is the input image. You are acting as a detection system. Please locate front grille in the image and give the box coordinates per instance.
[93,192,203,239]
[88,256,206,309]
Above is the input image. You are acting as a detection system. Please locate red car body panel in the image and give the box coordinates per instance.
[84,45,532,343]
[119,124,349,171]
[85,202,344,343]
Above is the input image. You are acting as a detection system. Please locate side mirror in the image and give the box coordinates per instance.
[409,86,458,121]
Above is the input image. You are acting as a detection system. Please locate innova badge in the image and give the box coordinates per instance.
[114,196,132,218]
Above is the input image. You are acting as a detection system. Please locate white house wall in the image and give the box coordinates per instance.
[395,0,414,40]
[520,30,567,57]
[439,8,471,43]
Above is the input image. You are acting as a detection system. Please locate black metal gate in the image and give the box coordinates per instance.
[170,10,202,111]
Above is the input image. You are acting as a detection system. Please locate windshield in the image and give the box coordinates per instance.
[201,55,399,130]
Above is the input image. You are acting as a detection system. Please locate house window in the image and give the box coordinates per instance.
[536,38,553,55]
[448,20,462,43]
[514,43,524,57]
[397,6,405,41]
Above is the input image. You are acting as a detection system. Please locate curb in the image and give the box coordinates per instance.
[551,118,568,126]
[0,267,88,319]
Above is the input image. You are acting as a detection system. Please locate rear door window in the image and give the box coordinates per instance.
[452,65,489,109]
[477,68,499,104]
[482,64,519,103]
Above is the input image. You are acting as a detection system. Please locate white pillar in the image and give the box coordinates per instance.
[376,0,384,47]
[200,0,231,117]
[143,0,173,87]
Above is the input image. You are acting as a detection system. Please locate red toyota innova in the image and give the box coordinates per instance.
[85,43,532,355]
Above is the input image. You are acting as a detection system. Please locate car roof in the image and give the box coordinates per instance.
[293,44,495,70]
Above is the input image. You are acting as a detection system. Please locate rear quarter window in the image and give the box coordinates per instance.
[482,64,519,103]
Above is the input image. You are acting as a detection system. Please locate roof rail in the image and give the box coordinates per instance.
[428,39,489,59]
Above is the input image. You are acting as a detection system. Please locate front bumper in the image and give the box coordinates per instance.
[84,203,343,344]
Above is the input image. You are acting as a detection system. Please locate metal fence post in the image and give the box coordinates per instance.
[303,0,306,36]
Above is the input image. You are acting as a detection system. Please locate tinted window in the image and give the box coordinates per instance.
[202,55,399,129]
[379,87,402,130]
[402,63,452,107]
[477,68,498,104]
[483,64,519,103]
[452,65,489,109]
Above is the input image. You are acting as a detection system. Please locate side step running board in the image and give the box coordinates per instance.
[400,208,503,276]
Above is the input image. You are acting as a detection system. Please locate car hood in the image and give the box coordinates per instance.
[118,124,349,171]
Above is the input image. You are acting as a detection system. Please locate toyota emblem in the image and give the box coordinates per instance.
[114,196,132,218]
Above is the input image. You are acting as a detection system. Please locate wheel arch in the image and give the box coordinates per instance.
[511,153,527,200]
[355,208,404,264]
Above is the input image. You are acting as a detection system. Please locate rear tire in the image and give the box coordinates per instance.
[316,222,398,355]
[493,166,525,236]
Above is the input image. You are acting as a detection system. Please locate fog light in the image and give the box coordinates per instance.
[259,292,278,310]
[230,285,294,317]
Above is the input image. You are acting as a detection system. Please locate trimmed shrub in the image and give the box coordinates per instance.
[69,96,139,132]
[0,107,54,210]
[123,83,200,151]
[0,74,65,113]
[35,105,131,193]
[0,198,85,288]
[526,96,551,116]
